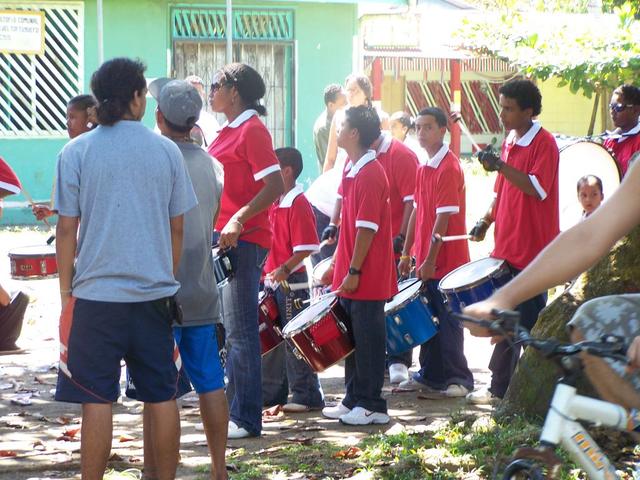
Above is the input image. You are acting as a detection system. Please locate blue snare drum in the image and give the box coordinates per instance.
[385,280,438,355]
[438,257,513,313]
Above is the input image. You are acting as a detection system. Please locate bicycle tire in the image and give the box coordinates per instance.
[502,459,545,480]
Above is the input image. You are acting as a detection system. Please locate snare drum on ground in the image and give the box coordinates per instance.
[8,245,58,279]
[258,290,283,356]
[281,294,353,372]
[438,257,513,313]
[385,279,438,355]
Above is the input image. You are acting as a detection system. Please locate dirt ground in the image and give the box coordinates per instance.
[0,227,496,479]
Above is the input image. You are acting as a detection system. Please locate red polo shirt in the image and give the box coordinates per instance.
[331,151,397,301]
[265,184,320,274]
[603,123,640,177]
[413,144,469,279]
[208,110,281,249]
[375,133,419,237]
[492,123,559,270]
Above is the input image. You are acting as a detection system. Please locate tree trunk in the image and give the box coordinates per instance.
[496,225,640,419]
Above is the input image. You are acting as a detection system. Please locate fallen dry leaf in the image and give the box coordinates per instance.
[333,446,362,459]
[54,416,74,425]
[0,450,17,457]
[57,427,80,441]
[108,452,124,461]
[118,434,135,443]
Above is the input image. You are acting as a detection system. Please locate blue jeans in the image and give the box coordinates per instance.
[219,240,267,435]
[340,297,387,413]
[415,280,474,391]
[261,271,324,407]
[489,266,546,397]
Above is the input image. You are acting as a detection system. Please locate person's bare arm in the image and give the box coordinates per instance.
[170,215,184,276]
[323,116,339,173]
[0,283,10,306]
[499,163,540,198]
[56,215,79,309]
[338,227,375,294]
[418,213,451,281]
[398,208,416,277]
[218,171,284,249]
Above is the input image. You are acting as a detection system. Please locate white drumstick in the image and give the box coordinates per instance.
[300,291,334,306]
[438,234,472,243]
[451,115,483,153]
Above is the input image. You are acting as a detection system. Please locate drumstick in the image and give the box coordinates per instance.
[21,187,56,244]
[299,291,335,306]
[434,234,472,243]
[451,115,483,153]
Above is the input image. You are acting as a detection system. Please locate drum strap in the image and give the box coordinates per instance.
[287,282,309,291]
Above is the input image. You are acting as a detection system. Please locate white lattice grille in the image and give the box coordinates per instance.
[0,2,83,138]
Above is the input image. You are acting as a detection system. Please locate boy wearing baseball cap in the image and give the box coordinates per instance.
[148,78,228,479]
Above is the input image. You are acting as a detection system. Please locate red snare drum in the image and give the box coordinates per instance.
[9,245,58,279]
[282,294,353,372]
[258,291,283,356]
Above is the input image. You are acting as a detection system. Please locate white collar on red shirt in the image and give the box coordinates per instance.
[345,150,377,178]
[607,122,640,143]
[279,183,304,208]
[425,143,449,168]
[220,109,258,130]
[506,121,542,147]
[375,132,393,155]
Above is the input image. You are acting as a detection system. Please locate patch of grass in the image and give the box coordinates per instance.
[226,415,636,479]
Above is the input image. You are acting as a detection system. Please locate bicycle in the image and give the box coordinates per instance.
[453,309,637,479]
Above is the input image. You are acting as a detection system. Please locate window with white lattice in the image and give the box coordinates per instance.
[0,2,83,138]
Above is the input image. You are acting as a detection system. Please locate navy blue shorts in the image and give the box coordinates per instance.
[56,297,183,404]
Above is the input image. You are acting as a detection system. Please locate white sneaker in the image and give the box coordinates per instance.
[388,363,409,384]
[339,406,390,425]
[443,384,470,397]
[466,389,500,405]
[227,420,253,439]
[322,402,351,419]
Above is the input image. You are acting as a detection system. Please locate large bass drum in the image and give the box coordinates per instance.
[556,137,620,231]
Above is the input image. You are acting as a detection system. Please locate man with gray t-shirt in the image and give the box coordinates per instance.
[54,58,196,479]
[148,77,229,480]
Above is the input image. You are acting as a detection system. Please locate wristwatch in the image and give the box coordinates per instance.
[348,267,362,276]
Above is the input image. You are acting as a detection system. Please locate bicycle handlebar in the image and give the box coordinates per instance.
[452,310,629,364]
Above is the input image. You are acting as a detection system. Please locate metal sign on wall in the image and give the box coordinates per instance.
[0,10,45,55]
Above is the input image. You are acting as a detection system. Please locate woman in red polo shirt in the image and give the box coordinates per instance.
[207,63,284,439]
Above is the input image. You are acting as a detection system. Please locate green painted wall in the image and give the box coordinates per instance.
[0,0,356,224]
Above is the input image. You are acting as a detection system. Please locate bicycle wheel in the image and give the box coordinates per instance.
[502,459,545,480]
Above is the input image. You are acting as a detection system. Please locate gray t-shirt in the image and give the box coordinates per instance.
[174,142,223,326]
[55,120,197,302]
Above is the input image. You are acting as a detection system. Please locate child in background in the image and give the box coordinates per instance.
[33,94,97,221]
[577,174,604,218]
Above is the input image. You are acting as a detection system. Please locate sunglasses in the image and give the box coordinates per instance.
[609,102,635,113]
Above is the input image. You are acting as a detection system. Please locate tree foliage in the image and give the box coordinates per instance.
[455,3,640,97]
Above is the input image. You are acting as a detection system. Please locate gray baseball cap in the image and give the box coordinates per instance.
[149,77,202,129]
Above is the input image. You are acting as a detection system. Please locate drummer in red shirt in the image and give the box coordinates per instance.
[467,79,559,403]
[208,63,285,439]
[603,84,640,177]
[323,129,419,384]
[321,105,397,425]
[397,107,474,398]
[261,147,324,412]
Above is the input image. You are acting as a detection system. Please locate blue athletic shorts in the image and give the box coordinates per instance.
[173,324,225,394]
[56,297,183,404]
